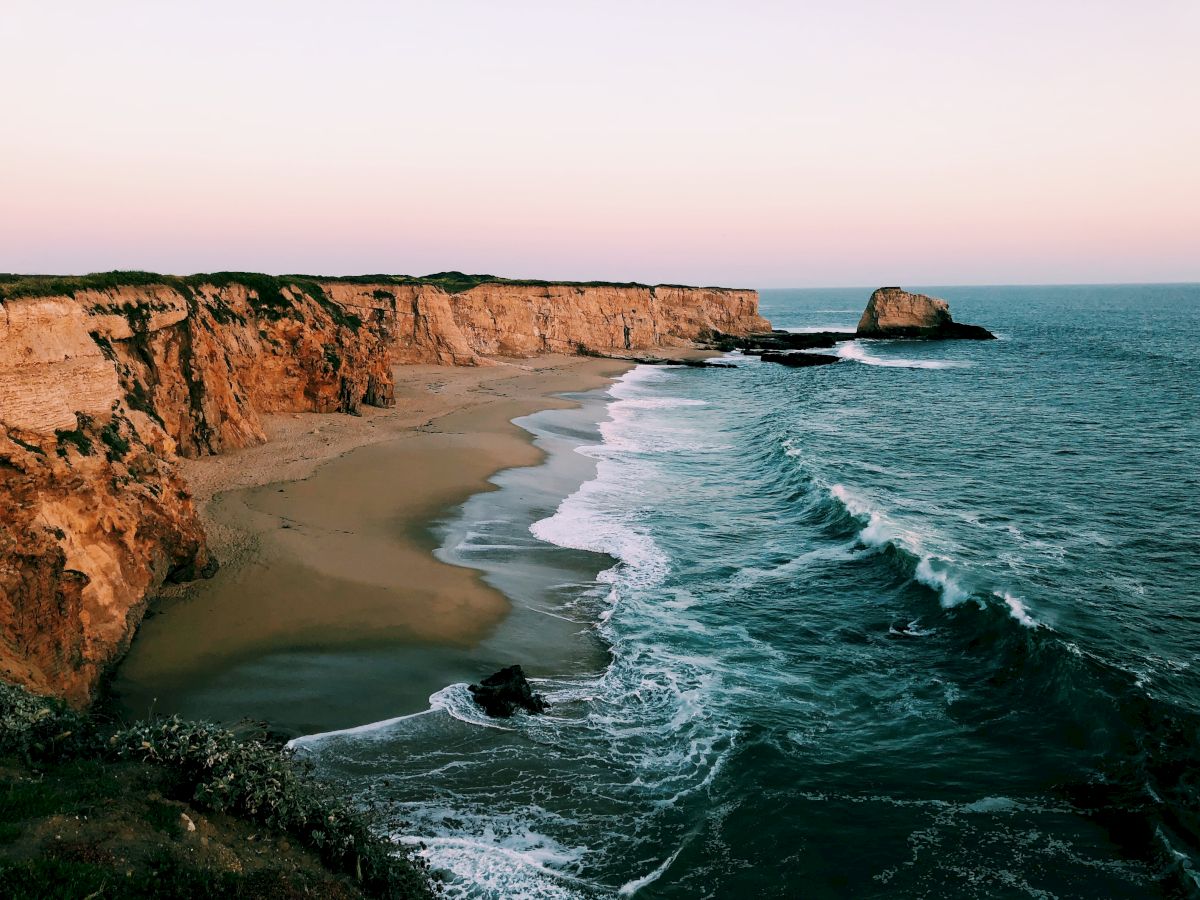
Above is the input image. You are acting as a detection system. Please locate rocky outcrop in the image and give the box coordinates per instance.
[759,351,840,367]
[0,278,394,703]
[468,665,548,717]
[856,287,995,339]
[443,283,766,358]
[702,330,856,354]
[0,273,767,704]
[299,280,766,365]
[0,413,210,704]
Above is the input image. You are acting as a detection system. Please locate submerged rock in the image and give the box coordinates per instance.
[759,351,841,367]
[468,665,549,718]
[856,287,995,339]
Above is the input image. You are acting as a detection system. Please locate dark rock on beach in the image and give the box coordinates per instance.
[760,351,841,368]
[468,665,549,718]
[856,287,995,340]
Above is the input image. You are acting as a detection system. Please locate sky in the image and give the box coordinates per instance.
[2,1,1198,287]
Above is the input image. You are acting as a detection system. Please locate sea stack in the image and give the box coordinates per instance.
[856,287,995,339]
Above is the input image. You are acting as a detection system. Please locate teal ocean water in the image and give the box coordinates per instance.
[296,285,1200,898]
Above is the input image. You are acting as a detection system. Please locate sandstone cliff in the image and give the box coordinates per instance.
[0,272,766,703]
[0,277,396,702]
[856,287,995,339]
[323,278,767,363]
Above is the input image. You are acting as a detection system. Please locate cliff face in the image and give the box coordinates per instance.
[0,413,209,704]
[0,274,766,703]
[0,281,395,702]
[856,287,995,339]
[442,283,767,358]
[321,280,767,364]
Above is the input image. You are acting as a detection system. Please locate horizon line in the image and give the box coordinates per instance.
[4,270,1199,294]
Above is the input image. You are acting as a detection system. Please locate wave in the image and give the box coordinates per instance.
[396,821,596,900]
[837,340,968,369]
[288,683,517,750]
[288,707,438,748]
[826,483,1042,627]
[616,840,689,896]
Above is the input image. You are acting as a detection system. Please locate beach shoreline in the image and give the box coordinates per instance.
[111,353,639,728]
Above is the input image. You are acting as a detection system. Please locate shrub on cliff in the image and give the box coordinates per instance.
[0,683,435,898]
[108,717,434,898]
[0,681,90,761]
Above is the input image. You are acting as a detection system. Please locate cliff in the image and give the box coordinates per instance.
[321,277,767,363]
[0,272,766,703]
[856,287,995,339]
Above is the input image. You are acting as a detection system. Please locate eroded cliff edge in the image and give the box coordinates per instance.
[0,272,767,703]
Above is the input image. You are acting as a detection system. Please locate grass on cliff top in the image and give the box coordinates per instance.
[0,270,740,301]
[0,271,364,328]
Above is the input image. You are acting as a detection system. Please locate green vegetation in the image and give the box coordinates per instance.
[99,419,131,462]
[0,271,174,302]
[0,269,737,306]
[573,342,605,358]
[54,415,95,458]
[125,382,163,425]
[194,272,295,321]
[0,682,434,898]
[0,852,376,899]
[119,300,153,332]
[6,434,44,456]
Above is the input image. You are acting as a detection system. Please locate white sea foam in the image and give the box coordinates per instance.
[616,841,688,895]
[964,796,1021,814]
[995,591,1041,628]
[286,682,515,749]
[615,397,707,409]
[830,484,981,609]
[828,483,1049,625]
[830,484,923,555]
[398,828,594,900]
[914,556,972,607]
[287,707,438,749]
[837,340,967,369]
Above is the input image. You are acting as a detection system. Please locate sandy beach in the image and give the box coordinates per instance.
[113,354,633,722]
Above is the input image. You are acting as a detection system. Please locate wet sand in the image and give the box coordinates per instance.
[113,355,632,725]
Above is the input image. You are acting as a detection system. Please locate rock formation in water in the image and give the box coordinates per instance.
[759,351,841,367]
[856,287,995,339]
[700,329,856,354]
[468,665,549,717]
[0,272,767,704]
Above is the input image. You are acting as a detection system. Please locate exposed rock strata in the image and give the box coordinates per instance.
[0,413,210,704]
[856,287,995,339]
[0,274,767,703]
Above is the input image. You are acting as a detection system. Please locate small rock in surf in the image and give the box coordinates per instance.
[468,665,549,717]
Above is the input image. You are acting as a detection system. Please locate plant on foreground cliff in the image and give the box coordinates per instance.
[0,683,435,898]
[108,717,435,898]
[0,682,88,761]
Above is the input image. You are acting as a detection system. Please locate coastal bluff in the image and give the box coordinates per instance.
[857,287,995,339]
[0,272,766,704]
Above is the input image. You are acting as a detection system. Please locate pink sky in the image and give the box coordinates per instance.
[2,1,1198,286]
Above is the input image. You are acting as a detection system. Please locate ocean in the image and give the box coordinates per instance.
[293,284,1200,898]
